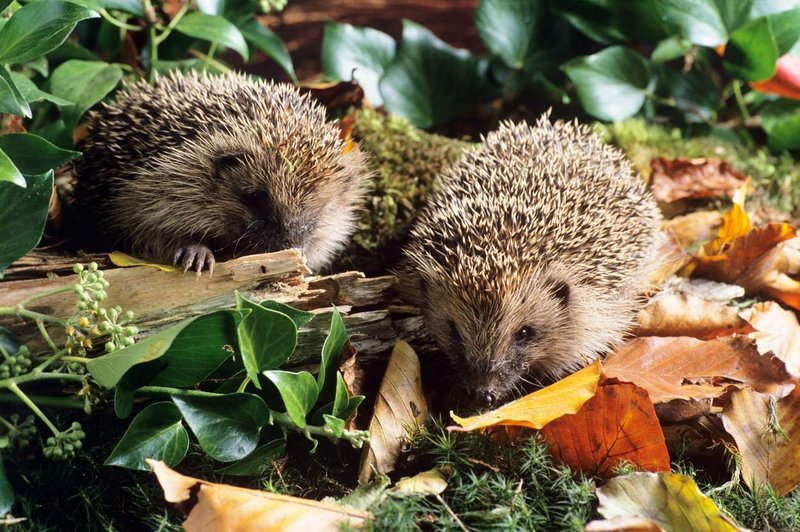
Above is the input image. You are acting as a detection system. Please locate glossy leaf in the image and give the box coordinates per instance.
[238,18,296,82]
[172,393,269,462]
[0,459,13,515]
[724,17,779,81]
[176,12,249,62]
[0,134,79,176]
[379,20,488,128]
[476,0,545,70]
[317,307,347,405]
[562,46,651,121]
[762,98,800,150]
[105,402,189,471]
[656,0,751,47]
[0,148,24,188]
[50,60,123,131]
[264,370,318,428]
[9,72,72,106]
[767,8,800,53]
[235,292,297,387]
[258,300,313,329]
[0,171,52,277]
[105,0,144,15]
[86,310,241,388]
[557,0,667,44]
[217,439,286,476]
[0,1,96,64]
[0,65,30,118]
[322,21,395,106]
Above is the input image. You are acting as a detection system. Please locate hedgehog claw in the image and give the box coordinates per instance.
[174,244,215,277]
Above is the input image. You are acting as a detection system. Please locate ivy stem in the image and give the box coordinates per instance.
[36,319,58,353]
[0,393,85,410]
[732,79,751,122]
[0,416,14,431]
[98,9,143,31]
[271,411,369,448]
[60,356,92,364]
[188,49,232,73]
[32,348,69,373]
[0,307,67,326]
[8,382,60,437]
[136,386,220,398]
[236,376,251,393]
[0,371,85,389]
[18,285,71,308]
[153,3,189,45]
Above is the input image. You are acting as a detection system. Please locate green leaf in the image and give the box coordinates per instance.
[656,0,749,47]
[762,99,800,151]
[217,438,286,476]
[751,0,800,18]
[660,67,720,122]
[104,402,189,471]
[9,73,73,106]
[562,46,652,121]
[176,12,249,62]
[172,393,269,462]
[50,60,123,132]
[0,171,52,277]
[264,370,318,428]
[0,148,24,188]
[105,0,144,16]
[321,21,395,106]
[317,307,346,405]
[258,300,313,329]
[323,414,345,438]
[724,16,779,81]
[0,65,31,118]
[651,36,693,62]
[333,372,363,420]
[24,57,49,77]
[379,20,489,129]
[0,0,12,14]
[557,0,668,44]
[0,458,13,514]
[238,18,296,82]
[235,292,298,387]
[765,8,800,53]
[86,310,241,388]
[0,0,96,64]
[196,0,224,15]
[0,134,79,176]
[476,0,545,70]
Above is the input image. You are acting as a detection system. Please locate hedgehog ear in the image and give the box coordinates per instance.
[212,151,248,176]
[549,279,570,308]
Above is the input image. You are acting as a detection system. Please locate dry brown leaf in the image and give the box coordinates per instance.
[757,237,800,310]
[603,336,794,403]
[358,340,427,484]
[662,210,723,249]
[653,398,712,424]
[448,360,601,432]
[148,460,368,531]
[649,232,690,284]
[741,301,800,377]
[721,387,800,495]
[299,79,365,110]
[634,292,752,339]
[650,157,747,203]
[597,472,743,531]
[539,381,670,478]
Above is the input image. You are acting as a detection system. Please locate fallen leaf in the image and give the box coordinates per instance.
[108,251,177,271]
[649,232,690,284]
[596,472,743,531]
[757,237,800,310]
[722,387,800,495]
[358,340,427,484]
[751,54,800,99]
[585,516,662,531]
[448,360,601,432]
[654,398,712,423]
[393,467,450,495]
[662,210,723,249]
[650,157,747,203]
[634,292,752,339]
[603,336,794,403]
[539,381,670,478]
[299,79,365,111]
[741,301,800,377]
[148,460,368,531]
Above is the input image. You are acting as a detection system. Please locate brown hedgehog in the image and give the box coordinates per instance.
[403,115,661,409]
[71,71,371,273]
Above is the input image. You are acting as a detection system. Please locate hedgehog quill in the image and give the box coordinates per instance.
[403,116,661,409]
[71,71,371,274]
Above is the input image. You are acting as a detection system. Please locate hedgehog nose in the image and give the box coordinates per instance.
[477,391,496,408]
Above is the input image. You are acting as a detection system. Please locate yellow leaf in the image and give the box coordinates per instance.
[148,460,369,531]
[394,467,450,496]
[597,472,743,531]
[448,359,601,431]
[108,251,177,271]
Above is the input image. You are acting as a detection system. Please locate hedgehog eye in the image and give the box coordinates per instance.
[513,326,537,345]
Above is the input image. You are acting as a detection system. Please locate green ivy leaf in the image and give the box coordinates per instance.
[562,46,652,121]
[724,16,779,81]
[557,0,668,44]
[235,292,298,387]
[0,458,14,514]
[104,402,189,471]
[176,12,249,62]
[764,7,800,54]
[0,148,24,188]
[0,65,30,118]
[50,60,123,136]
[379,20,489,128]
[9,72,72,106]
[105,0,144,16]
[0,171,52,278]
[0,0,96,64]
[172,393,269,462]
[762,99,800,151]
[651,36,693,62]
[238,18,296,83]
[323,414,345,438]
[476,0,545,70]
[259,300,314,329]
[0,133,79,176]
[322,21,396,106]
[317,307,346,405]
[263,370,318,428]
[216,438,286,476]
[86,310,241,388]
[656,0,752,47]
[660,66,720,123]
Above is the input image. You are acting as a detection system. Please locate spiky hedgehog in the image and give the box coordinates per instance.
[403,115,661,409]
[71,71,371,274]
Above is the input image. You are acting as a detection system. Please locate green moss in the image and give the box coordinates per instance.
[347,109,471,273]
[596,119,800,216]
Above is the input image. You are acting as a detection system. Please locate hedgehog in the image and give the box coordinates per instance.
[402,115,661,409]
[71,71,371,274]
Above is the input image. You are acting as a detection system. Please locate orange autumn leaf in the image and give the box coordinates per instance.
[603,336,794,403]
[539,381,670,478]
[148,460,369,531]
[721,387,800,495]
[634,292,753,339]
[650,157,747,204]
[751,54,800,100]
[449,360,601,431]
[662,210,723,249]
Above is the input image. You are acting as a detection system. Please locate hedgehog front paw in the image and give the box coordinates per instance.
[174,244,216,277]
